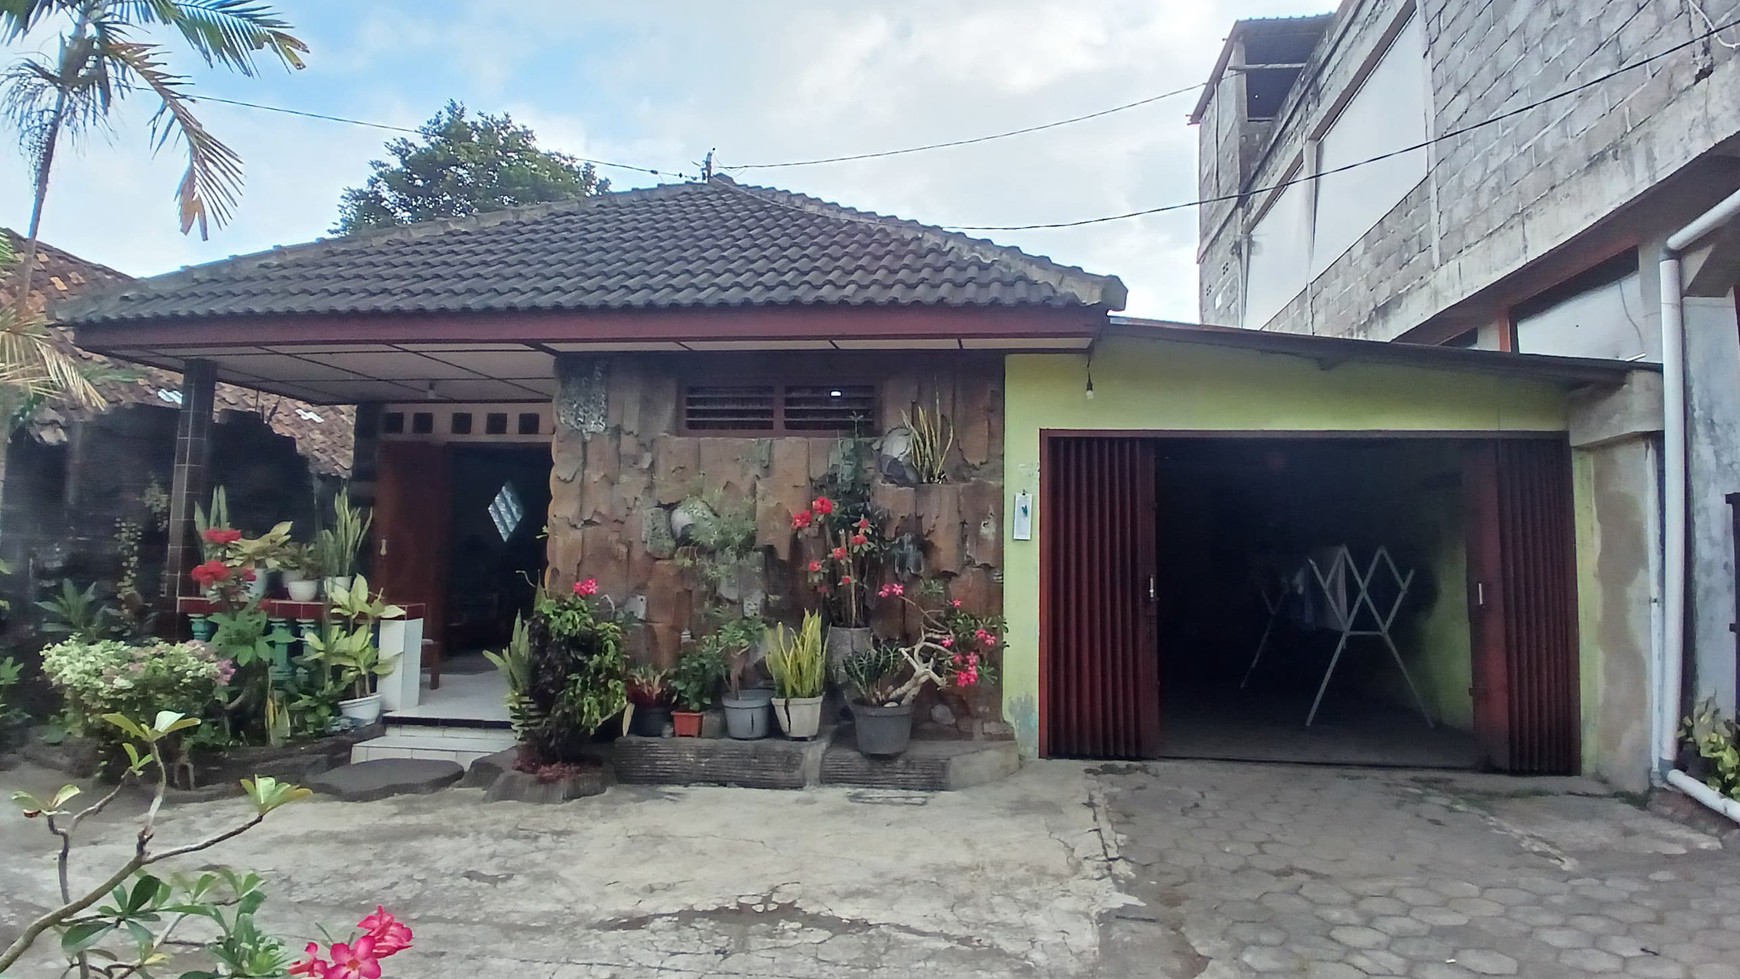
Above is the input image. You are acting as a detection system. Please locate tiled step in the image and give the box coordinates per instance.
[351,725,517,768]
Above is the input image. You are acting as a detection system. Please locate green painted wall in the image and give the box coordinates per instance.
[1001,336,1572,757]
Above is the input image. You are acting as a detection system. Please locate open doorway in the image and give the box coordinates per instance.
[1153,437,1477,768]
[441,445,553,674]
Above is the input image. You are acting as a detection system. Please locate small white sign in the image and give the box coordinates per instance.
[1013,491,1033,541]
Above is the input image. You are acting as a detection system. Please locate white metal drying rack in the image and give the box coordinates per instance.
[1240,545,1434,728]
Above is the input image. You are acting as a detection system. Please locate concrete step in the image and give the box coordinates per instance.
[351,725,518,767]
[308,758,465,802]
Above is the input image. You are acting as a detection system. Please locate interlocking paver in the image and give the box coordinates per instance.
[1097,761,1735,979]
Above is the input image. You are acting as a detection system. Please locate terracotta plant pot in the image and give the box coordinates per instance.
[629,705,672,737]
[851,700,914,757]
[672,710,705,737]
[772,695,825,740]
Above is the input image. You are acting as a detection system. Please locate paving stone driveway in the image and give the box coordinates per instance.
[4,758,1738,977]
[1096,761,1740,978]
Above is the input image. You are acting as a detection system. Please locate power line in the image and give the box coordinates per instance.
[720,82,1205,171]
[186,94,695,179]
[943,13,1740,232]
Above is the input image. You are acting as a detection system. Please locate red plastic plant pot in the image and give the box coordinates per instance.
[672,711,705,737]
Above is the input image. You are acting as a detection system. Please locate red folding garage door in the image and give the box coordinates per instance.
[1042,437,1161,758]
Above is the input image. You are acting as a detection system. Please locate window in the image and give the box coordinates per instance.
[485,412,509,435]
[450,412,473,435]
[1242,181,1312,329]
[410,412,434,435]
[1311,12,1429,275]
[517,412,541,435]
[382,412,405,434]
[682,381,876,434]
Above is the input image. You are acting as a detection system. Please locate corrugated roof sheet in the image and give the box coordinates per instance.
[57,176,1127,327]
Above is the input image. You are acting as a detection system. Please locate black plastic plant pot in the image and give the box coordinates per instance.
[629,705,672,737]
[851,700,914,757]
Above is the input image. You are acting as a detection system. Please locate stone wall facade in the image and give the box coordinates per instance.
[546,352,1006,675]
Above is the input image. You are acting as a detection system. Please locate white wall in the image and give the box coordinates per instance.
[1242,181,1311,329]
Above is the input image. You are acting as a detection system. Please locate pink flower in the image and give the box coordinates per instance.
[850,534,868,546]
[832,547,848,560]
[807,560,823,573]
[326,938,381,979]
[950,599,962,609]
[812,496,835,516]
[358,906,413,956]
[792,510,814,530]
[878,583,904,598]
[290,943,331,979]
[840,575,854,585]
[941,637,954,648]
[983,634,996,647]
[573,578,599,596]
[856,517,870,531]
[216,660,236,685]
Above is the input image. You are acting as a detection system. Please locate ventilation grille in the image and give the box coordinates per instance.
[684,385,777,432]
[782,384,876,432]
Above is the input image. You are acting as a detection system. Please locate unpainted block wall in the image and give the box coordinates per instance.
[1197,0,1740,339]
[546,353,1006,682]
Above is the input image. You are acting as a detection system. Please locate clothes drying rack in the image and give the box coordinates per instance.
[1240,545,1434,728]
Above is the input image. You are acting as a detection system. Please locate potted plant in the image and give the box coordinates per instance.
[626,664,674,737]
[765,612,826,739]
[792,496,885,667]
[317,493,371,596]
[279,543,323,603]
[838,595,985,757]
[669,644,724,737]
[712,616,772,740]
[486,577,626,773]
[301,574,405,725]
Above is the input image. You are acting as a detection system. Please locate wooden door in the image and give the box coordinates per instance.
[1042,437,1161,758]
[373,441,454,666]
[1464,439,1580,774]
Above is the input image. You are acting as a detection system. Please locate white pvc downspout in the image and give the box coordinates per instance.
[1656,186,1740,825]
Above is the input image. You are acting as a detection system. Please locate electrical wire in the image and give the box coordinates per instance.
[1687,0,1740,50]
[185,94,695,179]
[938,12,1740,232]
[719,82,1205,171]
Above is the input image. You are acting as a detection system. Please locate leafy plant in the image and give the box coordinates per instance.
[302,575,404,699]
[704,614,766,699]
[838,641,908,707]
[0,654,24,727]
[626,664,672,709]
[193,486,232,561]
[673,493,763,609]
[484,614,538,743]
[35,579,121,641]
[765,612,826,699]
[1680,698,1740,800]
[514,578,626,766]
[1,711,314,977]
[794,497,886,628]
[316,492,372,579]
[39,638,230,741]
[903,395,955,484]
[669,645,724,713]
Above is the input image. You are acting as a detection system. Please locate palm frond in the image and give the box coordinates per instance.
[0,307,105,409]
[116,0,306,73]
[0,0,79,43]
[101,39,243,238]
[0,50,111,177]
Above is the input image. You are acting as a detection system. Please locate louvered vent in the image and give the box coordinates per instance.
[782,384,876,432]
[683,385,777,432]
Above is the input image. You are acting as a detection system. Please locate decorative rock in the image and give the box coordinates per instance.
[930,704,957,727]
[461,748,519,790]
[484,767,606,804]
[307,759,463,802]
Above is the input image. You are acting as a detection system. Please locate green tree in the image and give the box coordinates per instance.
[0,0,308,363]
[334,100,609,234]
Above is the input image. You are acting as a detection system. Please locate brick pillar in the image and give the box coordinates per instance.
[162,360,217,608]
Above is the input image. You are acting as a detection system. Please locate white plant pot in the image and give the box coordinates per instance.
[244,574,268,600]
[772,695,825,740]
[338,693,382,726]
[324,576,354,597]
[285,578,321,603]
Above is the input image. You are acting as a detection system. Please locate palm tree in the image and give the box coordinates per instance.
[0,0,308,336]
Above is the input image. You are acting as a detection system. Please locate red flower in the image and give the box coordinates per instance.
[240,567,257,582]
[326,937,381,979]
[840,575,854,585]
[573,577,600,596]
[812,496,835,516]
[807,560,823,573]
[832,546,848,560]
[856,517,870,531]
[190,560,232,588]
[791,510,814,530]
[357,906,413,956]
[289,943,330,979]
[850,534,868,546]
[201,528,242,545]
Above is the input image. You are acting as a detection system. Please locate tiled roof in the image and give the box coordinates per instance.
[57,176,1127,326]
[2,231,355,475]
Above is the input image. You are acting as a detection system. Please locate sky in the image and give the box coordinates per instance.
[0,1,1332,320]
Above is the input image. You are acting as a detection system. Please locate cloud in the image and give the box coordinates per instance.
[0,0,1330,318]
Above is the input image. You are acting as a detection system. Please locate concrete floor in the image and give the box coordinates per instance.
[1160,686,1479,769]
[2,759,1737,978]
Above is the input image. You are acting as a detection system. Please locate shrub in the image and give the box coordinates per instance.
[512,578,626,765]
[40,639,230,738]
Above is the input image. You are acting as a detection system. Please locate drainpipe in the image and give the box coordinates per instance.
[1656,186,1740,825]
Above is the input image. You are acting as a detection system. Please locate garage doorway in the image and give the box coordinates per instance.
[1041,434,1580,773]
